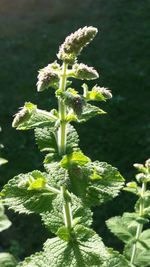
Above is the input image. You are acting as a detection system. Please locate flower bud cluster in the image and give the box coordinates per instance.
[37,62,60,92]
[57,26,98,65]
[73,63,99,80]
[64,91,84,116]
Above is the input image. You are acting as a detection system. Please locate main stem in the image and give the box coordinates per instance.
[61,186,72,230]
[57,62,72,230]
[130,182,147,265]
[58,62,68,155]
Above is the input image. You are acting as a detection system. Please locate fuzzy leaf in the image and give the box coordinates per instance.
[35,124,79,154]
[78,103,106,122]
[60,150,90,169]
[2,171,56,214]
[35,127,57,152]
[44,162,69,188]
[18,225,108,267]
[102,249,130,267]
[13,102,56,130]
[0,203,11,232]
[69,161,124,206]
[106,212,138,243]
[41,193,93,234]
[0,253,17,267]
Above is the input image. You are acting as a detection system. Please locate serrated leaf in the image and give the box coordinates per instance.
[69,161,124,206]
[60,150,90,169]
[2,171,55,214]
[44,162,69,188]
[35,124,79,155]
[18,225,108,267]
[102,249,130,267]
[0,203,11,232]
[41,193,93,234]
[0,253,17,267]
[78,103,106,122]
[106,212,138,243]
[14,102,56,130]
[35,127,57,152]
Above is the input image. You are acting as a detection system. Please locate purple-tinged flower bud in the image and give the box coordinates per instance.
[37,62,60,92]
[95,87,112,99]
[57,26,98,65]
[73,63,99,80]
[64,92,84,116]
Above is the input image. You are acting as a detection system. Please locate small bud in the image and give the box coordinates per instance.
[95,87,112,99]
[145,158,150,169]
[12,102,36,128]
[136,173,147,183]
[133,163,146,173]
[87,86,112,101]
[126,182,137,188]
[57,26,98,64]
[12,107,31,128]
[73,63,99,80]
[37,62,60,92]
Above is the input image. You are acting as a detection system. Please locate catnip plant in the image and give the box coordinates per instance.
[107,159,150,267]
[2,26,149,267]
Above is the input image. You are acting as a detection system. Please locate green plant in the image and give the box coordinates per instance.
[2,26,148,266]
[107,158,150,267]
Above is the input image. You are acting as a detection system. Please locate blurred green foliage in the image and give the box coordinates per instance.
[0,0,149,259]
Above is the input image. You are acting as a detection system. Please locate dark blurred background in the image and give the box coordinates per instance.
[0,0,150,260]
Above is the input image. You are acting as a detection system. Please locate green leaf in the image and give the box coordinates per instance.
[102,249,130,267]
[13,102,56,130]
[35,124,79,155]
[60,150,90,169]
[77,103,106,122]
[56,226,70,241]
[18,225,108,267]
[106,212,138,243]
[69,161,124,206]
[35,127,57,153]
[0,253,17,267]
[0,157,8,166]
[0,203,11,232]
[2,171,56,214]
[44,162,69,188]
[41,193,93,234]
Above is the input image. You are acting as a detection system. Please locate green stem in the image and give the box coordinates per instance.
[58,62,68,155]
[46,185,61,194]
[57,63,73,230]
[61,185,72,230]
[130,182,147,265]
